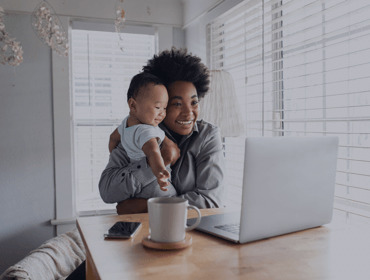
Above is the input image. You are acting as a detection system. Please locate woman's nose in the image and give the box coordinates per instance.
[181,104,193,116]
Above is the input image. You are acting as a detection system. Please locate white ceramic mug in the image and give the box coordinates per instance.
[147,197,202,243]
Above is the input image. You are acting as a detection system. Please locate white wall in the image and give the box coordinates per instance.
[1,0,183,26]
[0,0,185,274]
[0,13,55,273]
[182,0,221,27]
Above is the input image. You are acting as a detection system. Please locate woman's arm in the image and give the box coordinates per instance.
[98,143,157,203]
[116,198,148,214]
[102,127,154,214]
[101,132,180,214]
[109,128,121,153]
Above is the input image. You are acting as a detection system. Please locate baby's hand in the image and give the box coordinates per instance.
[157,170,170,191]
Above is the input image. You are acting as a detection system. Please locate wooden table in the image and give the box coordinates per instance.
[77,209,370,280]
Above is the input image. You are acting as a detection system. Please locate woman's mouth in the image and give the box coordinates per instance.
[176,120,193,125]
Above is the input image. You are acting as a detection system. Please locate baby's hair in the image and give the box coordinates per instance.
[127,72,164,101]
[143,47,210,99]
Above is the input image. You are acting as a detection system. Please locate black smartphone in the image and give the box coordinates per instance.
[104,221,142,239]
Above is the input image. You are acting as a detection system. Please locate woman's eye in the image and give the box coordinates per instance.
[155,107,160,109]
[192,100,199,106]
[173,102,182,106]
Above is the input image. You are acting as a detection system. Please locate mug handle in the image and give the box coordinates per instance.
[186,205,202,231]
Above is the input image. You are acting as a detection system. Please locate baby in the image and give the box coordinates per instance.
[117,72,177,198]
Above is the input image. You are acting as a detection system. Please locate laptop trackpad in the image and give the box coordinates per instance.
[187,212,241,242]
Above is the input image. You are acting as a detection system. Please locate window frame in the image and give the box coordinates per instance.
[52,17,179,234]
[70,25,157,216]
[52,16,75,234]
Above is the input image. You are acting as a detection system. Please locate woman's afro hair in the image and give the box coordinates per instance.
[143,48,210,99]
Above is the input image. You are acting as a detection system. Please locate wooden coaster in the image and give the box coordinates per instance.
[142,235,192,250]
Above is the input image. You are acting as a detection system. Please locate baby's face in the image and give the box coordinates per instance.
[134,83,168,126]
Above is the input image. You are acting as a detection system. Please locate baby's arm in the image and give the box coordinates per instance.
[142,138,170,191]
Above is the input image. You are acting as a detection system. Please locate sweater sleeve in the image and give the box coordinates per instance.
[98,143,157,203]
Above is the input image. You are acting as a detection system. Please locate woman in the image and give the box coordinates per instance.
[99,48,225,214]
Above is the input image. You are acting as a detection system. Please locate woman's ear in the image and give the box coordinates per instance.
[128,98,136,112]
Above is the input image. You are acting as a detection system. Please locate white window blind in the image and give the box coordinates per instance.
[71,26,156,215]
[209,0,370,226]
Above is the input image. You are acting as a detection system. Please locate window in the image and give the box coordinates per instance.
[209,0,370,226]
[70,23,156,215]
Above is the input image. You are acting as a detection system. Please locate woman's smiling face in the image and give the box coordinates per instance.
[164,81,199,135]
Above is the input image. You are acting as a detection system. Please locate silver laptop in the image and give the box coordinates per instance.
[189,136,339,243]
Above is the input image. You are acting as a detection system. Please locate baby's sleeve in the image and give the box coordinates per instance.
[135,125,165,149]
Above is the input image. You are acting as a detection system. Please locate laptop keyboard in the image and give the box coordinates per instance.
[215,223,240,235]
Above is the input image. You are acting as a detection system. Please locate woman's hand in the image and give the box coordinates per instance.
[116,198,148,214]
[109,128,121,153]
[161,136,180,166]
